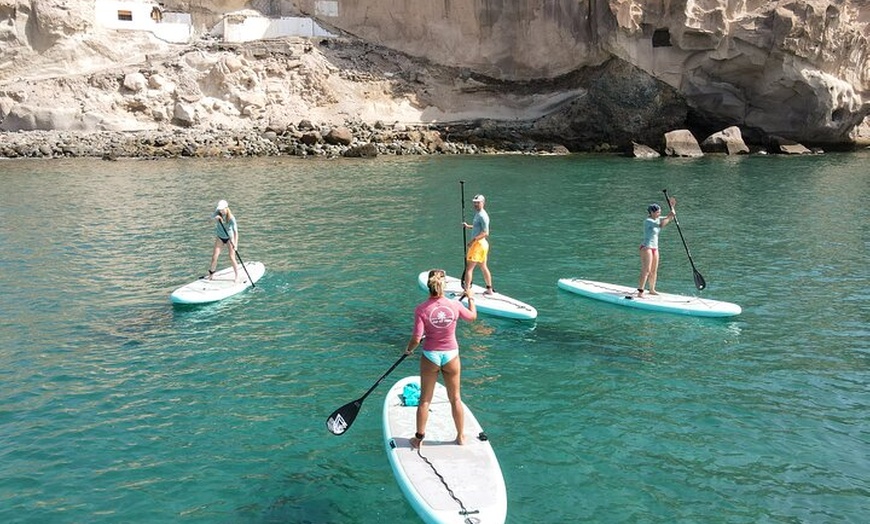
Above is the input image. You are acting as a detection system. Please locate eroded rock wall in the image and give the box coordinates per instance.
[297,0,869,143]
[296,0,612,79]
[605,0,870,142]
[0,0,868,147]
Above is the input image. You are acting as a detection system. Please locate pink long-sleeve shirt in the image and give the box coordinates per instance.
[412,296,475,351]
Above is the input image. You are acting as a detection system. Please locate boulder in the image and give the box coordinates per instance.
[343,143,379,157]
[299,131,321,145]
[173,102,197,127]
[701,126,750,155]
[631,142,660,158]
[664,130,703,157]
[420,130,444,153]
[854,117,870,146]
[325,126,353,145]
[123,73,148,93]
[767,135,812,154]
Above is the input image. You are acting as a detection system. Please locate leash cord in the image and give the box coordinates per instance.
[415,446,480,523]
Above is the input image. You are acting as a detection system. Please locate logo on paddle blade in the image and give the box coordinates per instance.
[327,413,348,434]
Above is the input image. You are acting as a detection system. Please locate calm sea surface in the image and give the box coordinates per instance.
[0,152,867,523]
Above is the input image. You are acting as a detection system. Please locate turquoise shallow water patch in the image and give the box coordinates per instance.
[0,153,868,523]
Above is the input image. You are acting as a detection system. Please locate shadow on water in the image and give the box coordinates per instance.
[257,497,342,524]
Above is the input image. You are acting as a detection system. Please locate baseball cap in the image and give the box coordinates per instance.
[472,194,485,203]
[216,200,228,211]
[647,203,661,213]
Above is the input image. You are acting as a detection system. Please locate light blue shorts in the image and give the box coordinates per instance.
[422,349,459,367]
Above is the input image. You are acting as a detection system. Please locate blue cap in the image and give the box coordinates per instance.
[647,203,661,213]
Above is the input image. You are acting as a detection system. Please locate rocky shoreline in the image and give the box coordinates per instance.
[0,120,577,160]
[6,120,865,161]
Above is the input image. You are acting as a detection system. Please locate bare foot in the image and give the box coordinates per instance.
[410,436,422,449]
[455,434,466,445]
[649,290,659,295]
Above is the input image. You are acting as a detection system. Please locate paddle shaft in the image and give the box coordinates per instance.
[459,181,470,295]
[217,218,255,288]
[359,352,408,403]
[460,180,468,259]
[662,189,706,290]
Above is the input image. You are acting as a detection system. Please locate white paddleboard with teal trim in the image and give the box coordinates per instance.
[416,271,536,320]
[170,261,265,304]
[384,376,507,524]
[557,278,741,317]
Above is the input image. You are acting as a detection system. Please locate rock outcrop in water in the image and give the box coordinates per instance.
[0,0,867,157]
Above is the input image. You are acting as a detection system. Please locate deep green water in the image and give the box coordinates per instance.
[0,152,867,523]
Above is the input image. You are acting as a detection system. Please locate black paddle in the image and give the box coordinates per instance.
[460,180,468,292]
[662,189,706,291]
[217,218,255,288]
[326,353,409,435]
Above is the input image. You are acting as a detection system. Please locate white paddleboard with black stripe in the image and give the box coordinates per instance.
[557,278,741,317]
[383,376,507,524]
[416,271,537,320]
[170,262,265,305]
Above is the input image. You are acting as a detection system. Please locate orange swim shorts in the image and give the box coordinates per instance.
[466,238,489,263]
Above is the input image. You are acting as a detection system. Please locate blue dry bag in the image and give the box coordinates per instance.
[402,382,421,407]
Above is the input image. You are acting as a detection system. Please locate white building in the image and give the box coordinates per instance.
[213,11,335,43]
[94,0,192,44]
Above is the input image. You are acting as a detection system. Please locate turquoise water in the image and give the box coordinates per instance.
[0,152,867,523]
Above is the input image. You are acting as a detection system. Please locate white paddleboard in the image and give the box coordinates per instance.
[383,376,507,524]
[170,261,265,304]
[557,278,741,317]
[417,271,537,320]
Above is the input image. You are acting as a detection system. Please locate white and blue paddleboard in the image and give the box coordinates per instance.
[383,376,507,524]
[170,261,265,305]
[557,278,741,318]
[417,271,537,320]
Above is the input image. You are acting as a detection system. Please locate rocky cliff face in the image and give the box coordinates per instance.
[1,0,867,150]
[295,0,869,145]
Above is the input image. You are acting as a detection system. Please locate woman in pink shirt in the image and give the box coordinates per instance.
[405,269,477,448]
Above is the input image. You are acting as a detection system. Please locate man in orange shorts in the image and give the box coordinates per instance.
[463,194,494,294]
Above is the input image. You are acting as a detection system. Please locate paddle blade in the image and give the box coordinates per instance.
[693,269,707,291]
[326,399,362,436]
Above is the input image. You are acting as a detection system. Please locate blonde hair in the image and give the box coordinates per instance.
[218,207,234,224]
[427,269,445,297]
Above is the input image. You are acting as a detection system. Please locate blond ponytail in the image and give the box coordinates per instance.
[427,269,445,297]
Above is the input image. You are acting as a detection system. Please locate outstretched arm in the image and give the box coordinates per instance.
[662,197,677,226]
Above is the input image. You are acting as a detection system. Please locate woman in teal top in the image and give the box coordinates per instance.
[637,198,675,296]
[208,199,240,283]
